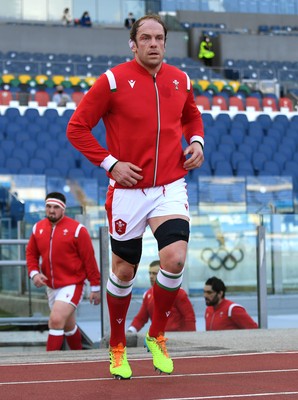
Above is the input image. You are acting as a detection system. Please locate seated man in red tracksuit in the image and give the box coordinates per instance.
[204,276,258,330]
[128,260,196,333]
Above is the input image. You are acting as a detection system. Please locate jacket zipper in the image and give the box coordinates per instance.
[49,225,55,288]
[152,74,160,187]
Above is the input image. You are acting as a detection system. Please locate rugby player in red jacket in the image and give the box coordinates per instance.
[67,14,204,378]
[128,261,196,333]
[26,192,101,351]
[204,276,258,330]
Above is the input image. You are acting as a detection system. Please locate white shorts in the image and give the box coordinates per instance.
[105,178,190,241]
[47,284,85,310]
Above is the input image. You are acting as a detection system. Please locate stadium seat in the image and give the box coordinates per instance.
[235,160,254,176]
[262,97,279,111]
[279,97,294,111]
[195,95,211,110]
[209,151,227,170]
[71,91,84,106]
[67,168,86,179]
[212,95,228,110]
[28,158,47,174]
[0,90,13,105]
[229,96,245,111]
[35,90,51,106]
[213,160,233,176]
[246,97,262,111]
[231,151,247,170]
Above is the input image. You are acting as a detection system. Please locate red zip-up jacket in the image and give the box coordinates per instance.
[130,287,196,332]
[205,298,258,330]
[26,216,100,289]
[67,59,204,188]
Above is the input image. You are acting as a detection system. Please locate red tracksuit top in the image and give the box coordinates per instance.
[205,298,258,330]
[67,59,204,188]
[26,216,100,289]
[131,287,196,332]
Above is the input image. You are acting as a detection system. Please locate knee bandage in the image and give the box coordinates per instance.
[154,218,190,251]
[110,237,142,265]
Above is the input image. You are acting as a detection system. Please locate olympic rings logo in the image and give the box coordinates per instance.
[201,246,244,270]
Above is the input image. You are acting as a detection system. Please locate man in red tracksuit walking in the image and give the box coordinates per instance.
[26,192,101,351]
[67,14,204,378]
[204,276,258,330]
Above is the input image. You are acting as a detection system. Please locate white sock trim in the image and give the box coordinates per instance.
[157,268,184,289]
[49,329,64,336]
[64,325,78,336]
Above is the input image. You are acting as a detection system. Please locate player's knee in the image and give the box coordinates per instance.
[154,218,190,251]
[110,237,142,265]
[48,313,64,330]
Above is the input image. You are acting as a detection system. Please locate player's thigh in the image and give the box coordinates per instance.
[50,301,76,325]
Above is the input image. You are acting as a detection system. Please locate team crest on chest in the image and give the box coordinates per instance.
[173,79,179,90]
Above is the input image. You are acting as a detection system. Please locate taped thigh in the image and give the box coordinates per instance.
[154,218,190,251]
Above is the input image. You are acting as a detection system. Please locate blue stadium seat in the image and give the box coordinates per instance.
[210,151,226,170]
[262,160,281,175]
[2,140,15,157]
[231,151,247,170]
[44,167,61,177]
[236,160,254,176]
[213,160,233,176]
[28,158,47,174]
[5,157,23,174]
[67,168,86,179]
[21,140,38,157]
[11,148,29,166]
[238,143,253,161]
[229,127,245,146]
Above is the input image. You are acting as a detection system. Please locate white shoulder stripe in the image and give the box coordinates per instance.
[32,223,37,234]
[105,69,117,91]
[228,303,244,317]
[184,72,191,91]
[75,224,83,238]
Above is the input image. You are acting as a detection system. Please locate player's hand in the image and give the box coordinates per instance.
[183,142,204,170]
[111,161,143,187]
[32,273,48,288]
[89,291,101,305]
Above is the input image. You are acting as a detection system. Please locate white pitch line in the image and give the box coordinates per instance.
[156,391,298,399]
[1,368,298,386]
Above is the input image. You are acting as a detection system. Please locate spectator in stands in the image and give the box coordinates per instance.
[198,35,215,67]
[127,260,196,333]
[62,8,72,26]
[124,12,136,29]
[52,85,71,106]
[204,276,258,330]
[80,11,92,27]
[26,192,101,351]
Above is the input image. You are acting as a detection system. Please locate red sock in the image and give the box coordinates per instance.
[46,329,64,351]
[149,284,179,338]
[65,325,82,350]
[107,291,131,347]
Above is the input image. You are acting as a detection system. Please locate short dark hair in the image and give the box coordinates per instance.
[130,14,167,44]
[149,260,160,268]
[205,276,226,297]
[45,192,66,204]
